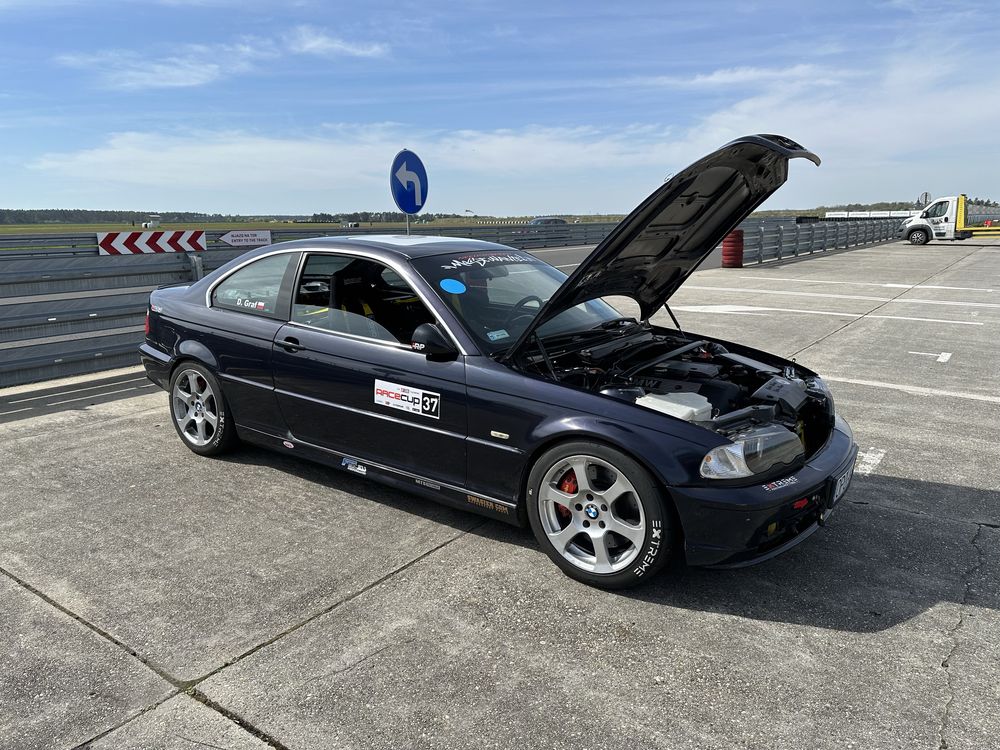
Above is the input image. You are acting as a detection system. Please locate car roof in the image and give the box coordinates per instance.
[241,234,517,262]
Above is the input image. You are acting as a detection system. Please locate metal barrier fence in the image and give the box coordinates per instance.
[0,219,899,387]
[0,224,614,387]
[741,219,899,264]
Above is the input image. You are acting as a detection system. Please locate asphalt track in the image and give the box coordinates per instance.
[1,237,998,749]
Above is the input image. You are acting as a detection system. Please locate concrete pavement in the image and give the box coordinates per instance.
[1,237,998,749]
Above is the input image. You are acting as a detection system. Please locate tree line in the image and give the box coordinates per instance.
[0,208,479,225]
[308,212,470,223]
[0,209,254,225]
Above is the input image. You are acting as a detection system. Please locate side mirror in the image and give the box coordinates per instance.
[919,211,928,218]
[411,323,458,359]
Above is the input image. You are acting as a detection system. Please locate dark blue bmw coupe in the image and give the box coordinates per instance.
[141,135,857,588]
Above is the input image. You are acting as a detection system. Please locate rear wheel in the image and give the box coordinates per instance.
[907,228,929,245]
[168,363,238,456]
[527,441,674,589]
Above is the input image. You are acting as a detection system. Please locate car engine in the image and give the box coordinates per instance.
[520,326,835,459]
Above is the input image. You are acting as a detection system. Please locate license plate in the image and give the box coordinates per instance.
[830,461,855,506]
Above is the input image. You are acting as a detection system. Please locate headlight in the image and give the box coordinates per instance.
[700,424,805,480]
[806,375,831,399]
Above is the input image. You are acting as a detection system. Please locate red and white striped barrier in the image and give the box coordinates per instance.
[97,230,205,255]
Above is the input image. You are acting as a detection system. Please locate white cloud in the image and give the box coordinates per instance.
[56,42,273,89]
[629,64,847,90]
[55,26,388,90]
[284,25,389,58]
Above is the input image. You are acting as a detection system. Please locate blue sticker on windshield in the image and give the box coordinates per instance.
[440,278,467,294]
[487,329,510,342]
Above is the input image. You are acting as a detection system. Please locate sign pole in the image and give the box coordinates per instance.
[406,213,410,236]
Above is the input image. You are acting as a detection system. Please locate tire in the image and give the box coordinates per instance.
[907,229,929,245]
[526,441,674,589]
[168,362,238,456]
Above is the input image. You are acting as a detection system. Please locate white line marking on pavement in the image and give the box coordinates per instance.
[824,376,1000,404]
[687,285,1000,310]
[672,304,983,326]
[46,386,142,406]
[737,276,997,293]
[907,351,953,363]
[7,376,149,404]
[671,305,770,316]
[0,407,33,416]
[864,315,981,326]
[687,285,890,302]
[855,448,886,476]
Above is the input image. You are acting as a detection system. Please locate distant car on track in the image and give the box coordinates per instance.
[141,134,857,588]
[528,216,567,225]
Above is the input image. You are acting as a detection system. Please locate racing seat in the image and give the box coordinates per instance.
[330,267,396,342]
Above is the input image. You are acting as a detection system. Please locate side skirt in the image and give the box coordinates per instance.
[235,424,523,527]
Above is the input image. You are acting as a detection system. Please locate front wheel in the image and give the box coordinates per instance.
[907,229,929,245]
[526,442,674,589]
[168,363,238,456]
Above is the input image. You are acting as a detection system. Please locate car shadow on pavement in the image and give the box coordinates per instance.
[218,445,996,635]
[0,371,157,424]
[623,473,998,633]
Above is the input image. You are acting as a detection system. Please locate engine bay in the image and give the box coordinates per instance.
[518,323,835,459]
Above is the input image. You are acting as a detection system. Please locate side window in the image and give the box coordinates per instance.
[212,254,294,316]
[925,201,949,218]
[291,254,436,345]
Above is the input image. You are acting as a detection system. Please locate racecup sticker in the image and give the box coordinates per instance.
[374,379,441,419]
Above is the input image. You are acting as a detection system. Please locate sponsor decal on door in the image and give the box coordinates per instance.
[374,379,441,419]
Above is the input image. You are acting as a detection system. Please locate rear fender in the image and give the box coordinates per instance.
[176,339,219,371]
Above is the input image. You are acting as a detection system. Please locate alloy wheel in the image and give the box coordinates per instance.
[537,454,646,574]
[172,369,220,447]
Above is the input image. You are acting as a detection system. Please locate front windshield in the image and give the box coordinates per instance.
[412,250,625,353]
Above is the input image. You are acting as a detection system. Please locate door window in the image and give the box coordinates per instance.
[211,253,295,316]
[925,201,949,218]
[291,254,435,344]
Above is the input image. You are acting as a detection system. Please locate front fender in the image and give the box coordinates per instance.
[524,414,708,489]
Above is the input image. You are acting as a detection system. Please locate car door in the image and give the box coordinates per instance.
[923,200,953,240]
[203,250,300,434]
[271,251,468,488]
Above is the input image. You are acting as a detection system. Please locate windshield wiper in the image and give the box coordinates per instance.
[592,317,640,330]
[539,323,641,346]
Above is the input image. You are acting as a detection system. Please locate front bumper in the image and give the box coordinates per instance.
[673,416,858,567]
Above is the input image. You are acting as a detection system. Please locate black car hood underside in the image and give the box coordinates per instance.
[503,134,819,360]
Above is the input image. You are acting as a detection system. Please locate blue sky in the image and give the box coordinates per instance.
[0,0,996,215]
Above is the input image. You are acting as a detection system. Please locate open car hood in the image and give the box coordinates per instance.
[502,134,819,360]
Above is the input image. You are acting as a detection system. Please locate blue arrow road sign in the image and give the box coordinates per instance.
[390,149,428,215]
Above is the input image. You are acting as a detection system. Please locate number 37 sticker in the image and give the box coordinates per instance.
[374,379,441,419]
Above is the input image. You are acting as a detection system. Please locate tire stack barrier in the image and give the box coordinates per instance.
[721,230,744,268]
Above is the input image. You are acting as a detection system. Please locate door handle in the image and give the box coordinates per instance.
[280,336,302,352]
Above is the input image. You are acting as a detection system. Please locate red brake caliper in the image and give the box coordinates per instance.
[556,469,577,519]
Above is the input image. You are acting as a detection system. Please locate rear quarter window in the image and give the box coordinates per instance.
[211,254,295,316]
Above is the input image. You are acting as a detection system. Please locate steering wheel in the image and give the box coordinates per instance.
[502,295,544,331]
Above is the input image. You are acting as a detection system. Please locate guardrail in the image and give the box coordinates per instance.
[0,224,615,387]
[0,223,617,259]
[741,219,899,264]
[0,219,900,387]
